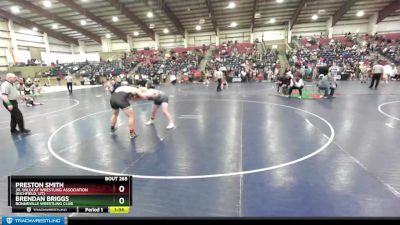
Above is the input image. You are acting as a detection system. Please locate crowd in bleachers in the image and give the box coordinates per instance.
[206,41,280,82]
[43,61,89,77]
[347,32,400,64]
[345,32,400,80]
[44,52,139,78]
[7,32,400,92]
[9,45,208,88]
[10,40,282,86]
[289,32,400,82]
[137,49,202,79]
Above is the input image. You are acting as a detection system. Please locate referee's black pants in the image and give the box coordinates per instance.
[3,100,25,132]
[369,74,381,88]
[67,82,73,94]
[217,78,222,91]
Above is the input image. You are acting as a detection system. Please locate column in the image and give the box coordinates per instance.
[250,32,254,44]
[7,20,19,64]
[154,33,160,50]
[127,35,134,50]
[70,44,75,62]
[78,40,85,55]
[368,13,378,35]
[287,20,292,43]
[43,32,51,54]
[101,37,112,52]
[215,27,220,46]
[43,32,51,64]
[327,16,333,38]
[184,30,188,48]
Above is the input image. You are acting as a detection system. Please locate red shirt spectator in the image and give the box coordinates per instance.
[194,71,201,77]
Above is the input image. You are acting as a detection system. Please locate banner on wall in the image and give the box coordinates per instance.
[29,47,42,60]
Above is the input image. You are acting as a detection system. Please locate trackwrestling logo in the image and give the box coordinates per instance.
[2,217,64,225]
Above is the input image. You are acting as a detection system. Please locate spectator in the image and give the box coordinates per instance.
[328,75,337,97]
[383,63,392,84]
[390,64,398,80]
[329,63,339,80]
[276,74,291,95]
[318,74,330,98]
[288,75,304,99]
[170,74,177,85]
[359,62,368,83]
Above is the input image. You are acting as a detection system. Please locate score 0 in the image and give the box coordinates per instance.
[117,185,127,205]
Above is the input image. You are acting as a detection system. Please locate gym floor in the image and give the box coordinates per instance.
[1,81,400,217]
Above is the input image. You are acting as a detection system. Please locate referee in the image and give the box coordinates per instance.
[1,73,31,134]
[65,72,73,94]
[216,69,223,92]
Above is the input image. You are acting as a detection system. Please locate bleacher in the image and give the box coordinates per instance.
[137,47,203,78]
[206,42,278,80]
[299,36,354,49]
[353,32,400,64]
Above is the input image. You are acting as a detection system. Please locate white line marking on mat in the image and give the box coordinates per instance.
[47,99,335,180]
[304,119,313,126]
[40,157,50,162]
[328,138,400,199]
[378,101,400,121]
[385,123,394,128]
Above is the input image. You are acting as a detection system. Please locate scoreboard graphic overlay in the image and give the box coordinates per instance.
[8,176,132,214]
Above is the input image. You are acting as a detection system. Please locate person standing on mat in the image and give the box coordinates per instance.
[1,73,31,134]
[369,61,383,89]
[329,62,339,81]
[110,84,146,139]
[143,88,175,129]
[65,72,73,94]
[216,69,223,92]
[359,62,368,83]
[328,75,337,97]
[170,73,177,85]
